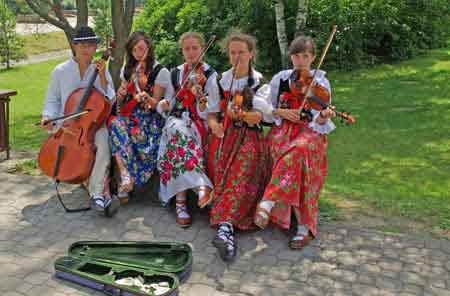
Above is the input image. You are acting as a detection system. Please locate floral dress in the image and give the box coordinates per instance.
[259,69,336,236]
[208,68,269,230]
[157,63,219,205]
[108,63,172,187]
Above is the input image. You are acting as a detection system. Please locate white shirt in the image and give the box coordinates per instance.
[43,58,115,119]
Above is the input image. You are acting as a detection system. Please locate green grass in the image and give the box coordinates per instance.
[6,159,40,176]
[0,58,65,149]
[323,48,450,231]
[0,48,449,232]
[20,31,70,56]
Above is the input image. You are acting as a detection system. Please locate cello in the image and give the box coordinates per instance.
[38,47,113,184]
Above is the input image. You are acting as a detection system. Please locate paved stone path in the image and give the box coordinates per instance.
[1,159,450,295]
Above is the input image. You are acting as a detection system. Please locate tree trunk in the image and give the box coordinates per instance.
[295,0,308,36]
[110,0,135,89]
[6,40,10,69]
[274,0,288,68]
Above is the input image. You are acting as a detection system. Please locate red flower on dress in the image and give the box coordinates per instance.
[177,147,186,158]
[195,148,203,158]
[171,135,178,144]
[167,150,175,160]
[184,157,198,171]
[188,140,196,150]
[161,172,170,184]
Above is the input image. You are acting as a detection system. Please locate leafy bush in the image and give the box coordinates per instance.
[135,0,450,73]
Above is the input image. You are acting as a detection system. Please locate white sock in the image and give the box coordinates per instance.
[176,193,189,218]
[258,200,275,219]
[297,225,309,236]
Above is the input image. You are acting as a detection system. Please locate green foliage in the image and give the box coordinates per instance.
[135,0,280,72]
[62,0,76,10]
[308,0,450,70]
[5,0,32,14]
[0,0,26,69]
[92,1,113,47]
[136,0,450,73]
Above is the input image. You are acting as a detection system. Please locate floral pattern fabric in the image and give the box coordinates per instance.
[109,107,164,187]
[263,120,328,236]
[157,114,212,204]
[209,124,268,230]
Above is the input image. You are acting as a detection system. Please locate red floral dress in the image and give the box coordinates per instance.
[209,69,269,230]
[262,70,331,237]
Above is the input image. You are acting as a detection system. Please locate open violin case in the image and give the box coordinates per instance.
[54,241,192,296]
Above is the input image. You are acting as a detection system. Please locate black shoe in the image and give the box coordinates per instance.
[213,223,236,262]
[104,195,120,217]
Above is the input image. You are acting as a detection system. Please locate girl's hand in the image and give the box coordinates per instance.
[94,59,106,78]
[117,81,128,101]
[210,121,224,138]
[159,99,171,112]
[315,107,336,125]
[276,108,301,123]
[242,111,262,126]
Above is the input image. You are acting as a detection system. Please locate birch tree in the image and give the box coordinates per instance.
[295,0,308,36]
[274,0,288,68]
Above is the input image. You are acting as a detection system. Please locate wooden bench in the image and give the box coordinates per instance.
[0,90,17,160]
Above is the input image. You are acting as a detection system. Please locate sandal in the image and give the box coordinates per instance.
[197,187,213,208]
[175,199,191,228]
[117,191,130,205]
[289,233,314,250]
[254,204,271,229]
[119,173,134,193]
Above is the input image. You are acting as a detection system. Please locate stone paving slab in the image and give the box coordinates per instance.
[1,170,450,296]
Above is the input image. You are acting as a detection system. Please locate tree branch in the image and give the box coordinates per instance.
[24,0,67,29]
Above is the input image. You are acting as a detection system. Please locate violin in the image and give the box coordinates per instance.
[115,60,152,116]
[38,46,113,183]
[291,25,356,125]
[290,69,355,124]
[183,63,208,112]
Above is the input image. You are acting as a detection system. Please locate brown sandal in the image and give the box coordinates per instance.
[197,187,213,208]
[175,200,191,228]
[117,192,129,205]
[119,173,134,193]
[254,204,271,229]
[289,233,314,250]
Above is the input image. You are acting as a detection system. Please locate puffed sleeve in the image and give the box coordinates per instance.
[155,67,175,116]
[252,84,275,123]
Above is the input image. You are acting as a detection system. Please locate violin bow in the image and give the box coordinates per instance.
[298,25,337,115]
[36,109,92,126]
[216,53,242,161]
